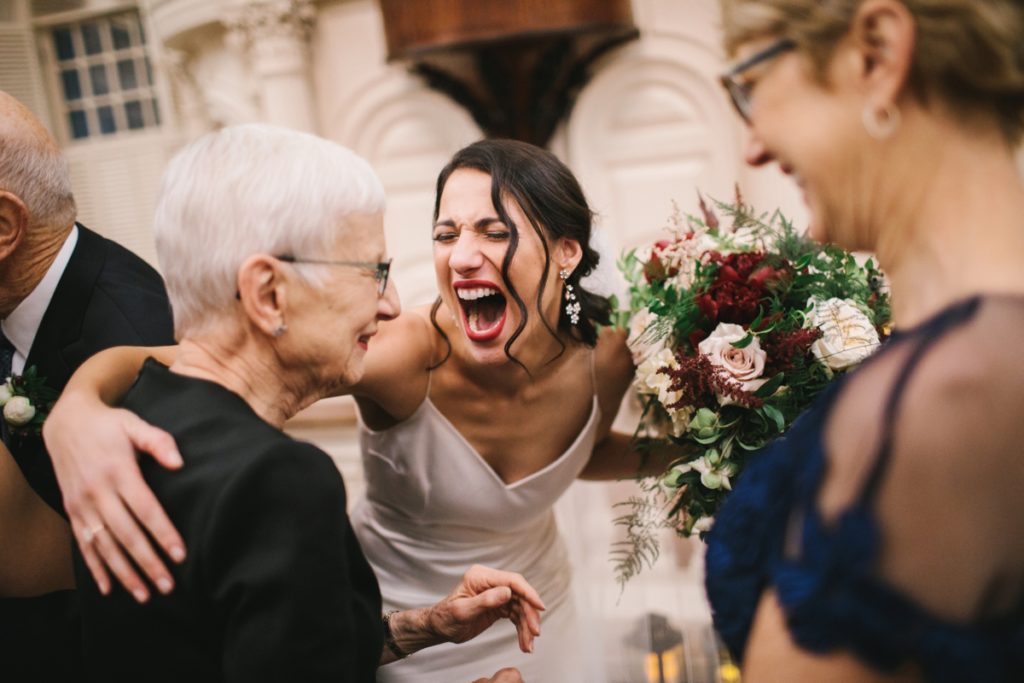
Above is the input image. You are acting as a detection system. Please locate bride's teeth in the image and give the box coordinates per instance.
[457,287,499,301]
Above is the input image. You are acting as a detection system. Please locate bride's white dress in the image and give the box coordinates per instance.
[350,380,600,682]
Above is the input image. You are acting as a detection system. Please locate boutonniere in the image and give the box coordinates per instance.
[0,366,58,437]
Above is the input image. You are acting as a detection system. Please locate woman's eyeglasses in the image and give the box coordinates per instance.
[276,255,392,296]
[720,38,796,123]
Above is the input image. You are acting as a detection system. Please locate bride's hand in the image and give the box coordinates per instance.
[429,564,545,654]
[44,391,185,601]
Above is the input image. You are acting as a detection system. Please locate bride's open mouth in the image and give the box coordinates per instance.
[454,281,508,342]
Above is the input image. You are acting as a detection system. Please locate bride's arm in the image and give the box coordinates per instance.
[44,310,434,600]
[43,345,183,600]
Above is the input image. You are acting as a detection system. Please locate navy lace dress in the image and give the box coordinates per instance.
[706,296,1024,682]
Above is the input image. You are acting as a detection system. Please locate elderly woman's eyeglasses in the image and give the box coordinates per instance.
[720,38,796,123]
[276,255,392,296]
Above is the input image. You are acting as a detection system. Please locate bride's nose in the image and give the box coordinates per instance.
[449,233,484,273]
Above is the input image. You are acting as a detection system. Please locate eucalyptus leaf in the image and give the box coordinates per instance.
[760,403,786,432]
[794,253,814,270]
[754,373,785,398]
[730,332,755,349]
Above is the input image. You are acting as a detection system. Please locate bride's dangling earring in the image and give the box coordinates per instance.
[560,268,580,326]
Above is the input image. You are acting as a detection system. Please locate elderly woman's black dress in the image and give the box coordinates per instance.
[73,359,382,682]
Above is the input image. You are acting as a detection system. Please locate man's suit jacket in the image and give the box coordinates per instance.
[9,223,175,513]
[1,224,174,682]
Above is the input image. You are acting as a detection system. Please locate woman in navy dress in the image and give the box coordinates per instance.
[707,1,1024,681]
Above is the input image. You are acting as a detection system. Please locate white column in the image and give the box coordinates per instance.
[223,0,318,133]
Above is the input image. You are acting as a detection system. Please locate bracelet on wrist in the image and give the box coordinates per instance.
[382,610,409,660]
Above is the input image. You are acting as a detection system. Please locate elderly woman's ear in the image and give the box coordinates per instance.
[236,254,290,338]
[848,0,915,106]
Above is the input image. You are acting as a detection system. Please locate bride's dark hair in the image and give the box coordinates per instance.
[429,139,611,370]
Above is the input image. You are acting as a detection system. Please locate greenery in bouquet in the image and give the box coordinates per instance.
[611,190,891,584]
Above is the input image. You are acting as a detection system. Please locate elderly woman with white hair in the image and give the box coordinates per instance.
[70,124,536,683]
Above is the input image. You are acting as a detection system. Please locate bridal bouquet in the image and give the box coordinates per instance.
[612,192,891,583]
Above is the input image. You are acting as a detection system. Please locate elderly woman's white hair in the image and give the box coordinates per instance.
[153,124,386,337]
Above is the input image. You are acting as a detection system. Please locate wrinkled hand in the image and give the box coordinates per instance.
[472,667,523,683]
[429,564,545,654]
[44,395,185,601]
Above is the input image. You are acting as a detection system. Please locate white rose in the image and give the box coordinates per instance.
[806,297,881,370]
[698,322,769,404]
[3,396,35,426]
[634,348,693,437]
[634,348,676,397]
[0,382,12,407]
[627,307,668,364]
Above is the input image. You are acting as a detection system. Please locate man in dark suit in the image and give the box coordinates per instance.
[0,91,174,679]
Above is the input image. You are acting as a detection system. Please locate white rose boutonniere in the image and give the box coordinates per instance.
[806,297,881,370]
[2,368,57,437]
[4,395,36,426]
[698,322,769,404]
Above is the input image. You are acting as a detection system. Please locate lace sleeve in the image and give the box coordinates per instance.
[817,297,1024,623]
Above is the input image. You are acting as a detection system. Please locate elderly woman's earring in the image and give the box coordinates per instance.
[560,268,581,326]
[273,322,288,338]
[862,103,901,140]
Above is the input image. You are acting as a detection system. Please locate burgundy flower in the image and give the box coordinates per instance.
[696,252,787,327]
[761,327,822,375]
[748,264,787,287]
[698,192,720,230]
[659,352,764,411]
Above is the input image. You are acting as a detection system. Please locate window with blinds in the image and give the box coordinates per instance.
[48,10,160,140]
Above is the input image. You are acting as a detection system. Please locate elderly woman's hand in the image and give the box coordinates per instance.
[472,667,524,683]
[429,564,545,653]
[44,390,186,601]
[382,565,545,664]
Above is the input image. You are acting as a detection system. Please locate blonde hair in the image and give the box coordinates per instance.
[720,0,1024,143]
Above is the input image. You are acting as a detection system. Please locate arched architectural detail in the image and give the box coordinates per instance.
[328,70,482,307]
[567,34,740,258]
